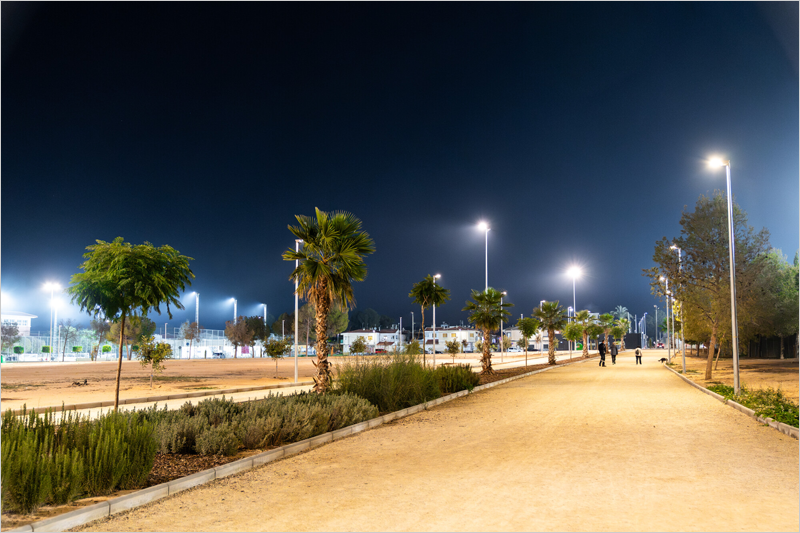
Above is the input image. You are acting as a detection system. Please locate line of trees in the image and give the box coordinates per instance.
[645,192,799,380]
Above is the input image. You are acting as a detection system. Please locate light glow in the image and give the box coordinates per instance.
[567,266,582,278]
[708,157,728,168]
[477,221,489,231]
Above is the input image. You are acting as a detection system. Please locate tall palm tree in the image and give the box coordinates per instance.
[574,309,598,358]
[613,305,629,320]
[616,317,631,350]
[409,275,451,366]
[463,288,513,375]
[283,208,376,393]
[533,301,567,365]
[598,313,616,350]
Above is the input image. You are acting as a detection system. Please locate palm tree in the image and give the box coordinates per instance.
[598,313,616,350]
[616,317,631,350]
[283,208,376,393]
[613,305,629,320]
[574,309,598,358]
[408,275,450,366]
[533,301,567,365]
[516,316,541,367]
[463,288,513,375]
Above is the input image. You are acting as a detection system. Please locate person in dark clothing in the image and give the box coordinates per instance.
[610,340,618,365]
[598,341,606,367]
[634,347,643,365]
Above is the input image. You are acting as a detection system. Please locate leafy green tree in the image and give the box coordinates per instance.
[409,275,451,366]
[501,337,513,351]
[463,288,513,375]
[350,308,380,329]
[533,301,567,365]
[1,323,20,353]
[767,250,799,359]
[108,315,144,360]
[574,310,598,357]
[283,208,376,393]
[264,338,291,372]
[645,192,771,379]
[137,335,173,389]
[563,322,583,358]
[445,339,461,364]
[58,319,82,361]
[404,339,421,355]
[516,317,541,366]
[349,336,367,355]
[271,312,294,338]
[225,317,253,359]
[180,321,204,359]
[598,313,616,351]
[616,317,631,350]
[612,306,629,320]
[67,237,193,410]
[89,318,110,361]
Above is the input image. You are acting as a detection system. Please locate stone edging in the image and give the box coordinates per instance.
[662,364,799,440]
[8,381,316,417]
[7,357,590,532]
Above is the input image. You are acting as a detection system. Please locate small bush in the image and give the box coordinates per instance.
[13,346,23,354]
[42,346,51,354]
[101,345,112,353]
[50,448,85,505]
[708,384,799,427]
[72,346,82,353]
[195,423,239,456]
[434,364,480,394]
[1,432,53,513]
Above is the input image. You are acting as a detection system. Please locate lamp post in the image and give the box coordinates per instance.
[478,222,489,290]
[231,298,237,323]
[411,312,414,343]
[670,244,686,373]
[567,267,581,354]
[709,157,741,394]
[660,277,672,362]
[501,291,507,363]
[432,274,441,367]
[42,282,60,357]
[294,239,303,383]
[263,304,267,329]
[654,305,658,347]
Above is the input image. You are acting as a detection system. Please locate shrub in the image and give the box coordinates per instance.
[50,448,85,505]
[434,364,480,394]
[708,384,799,427]
[195,423,239,456]
[101,345,112,353]
[1,431,53,513]
[42,346,51,353]
[72,346,82,353]
[13,346,23,354]
[335,353,441,413]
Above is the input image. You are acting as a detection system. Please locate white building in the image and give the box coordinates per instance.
[503,325,549,351]
[342,328,410,354]
[424,326,480,353]
[1,312,37,336]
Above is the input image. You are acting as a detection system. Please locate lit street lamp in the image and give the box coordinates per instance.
[432,274,441,367]
[709,157,741,394]
[230,298,237,323]
[42,282,60,358]
[670,244,686,373]
[567,266,582,353]
[654,305,658,347]
[660,277,672,362]
[477,221,489,290]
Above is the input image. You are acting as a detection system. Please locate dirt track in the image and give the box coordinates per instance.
[76,350,799,532]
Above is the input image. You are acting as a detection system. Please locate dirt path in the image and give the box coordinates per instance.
[76,350,799,532]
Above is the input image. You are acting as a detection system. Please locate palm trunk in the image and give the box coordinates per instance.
[114,313,126,411]
[704,324,718,380]
[305,320,310,358]
[582,332,589,358]
[313,288,332,393]
[548,328,556,365]
[479,328,494,375]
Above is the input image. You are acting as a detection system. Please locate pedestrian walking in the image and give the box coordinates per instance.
[598,341,606,367]
[610,340,618,365]
[634,347,643,365]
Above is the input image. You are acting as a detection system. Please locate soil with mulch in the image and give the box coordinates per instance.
[478,356,589,385]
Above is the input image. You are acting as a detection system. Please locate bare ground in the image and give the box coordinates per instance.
[71,350,799,532]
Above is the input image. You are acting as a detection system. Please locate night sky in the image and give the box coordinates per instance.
[2,2,798,333]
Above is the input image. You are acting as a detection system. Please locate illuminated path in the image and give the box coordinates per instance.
[79,349,798,532]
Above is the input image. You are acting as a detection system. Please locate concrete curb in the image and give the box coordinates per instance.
[662,364,799,440]
[8,381,315,416]
[10,356,591,532]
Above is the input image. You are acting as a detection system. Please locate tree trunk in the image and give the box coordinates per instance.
[150,369,153,389]
[234,344,238,358]
[479,328,494,375]
[714,335,724,370]
[114,313,126,411]
[306,319,311,358]
[190,339,193,359]
[780,335,784,360]
[704,325,717,380]
[525,341,528,367]
[582,332,589,358]
[548,328,556,365]
[313,287,332,393]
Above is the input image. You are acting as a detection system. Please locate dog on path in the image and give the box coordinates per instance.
[658,358,667,363]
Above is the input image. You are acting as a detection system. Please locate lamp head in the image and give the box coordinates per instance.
[434,274,441,279]
[670,245,678,250]
[502,291,507,295]
[708,157,729,168]
[659,276,665,281]
[567,266,582,278]
[42,282,61,291]
[477,221,489,231]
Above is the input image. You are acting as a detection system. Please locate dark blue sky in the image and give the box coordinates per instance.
[2,2,797,333]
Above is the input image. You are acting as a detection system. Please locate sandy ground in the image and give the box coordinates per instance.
[0,351,564,412]
[662,350,799,403]
[74,350,799,532]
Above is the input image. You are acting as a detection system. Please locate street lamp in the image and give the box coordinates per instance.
[660,277,672,362]
[294,239,303,383]
[670,244,686,373]
[477,221,489,290]
[653,305,658,347]
[501,291,507,363]
[42,282,60,357]
[567,266,582,354]
[709,157,741,394]
[539,300,546,352]
[432,274,441,367]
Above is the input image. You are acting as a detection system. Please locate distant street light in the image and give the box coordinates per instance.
[660,277,672,362]
[42,282,60,357]
[230,298,237,323]
[433,274,441,367]
[654,305,658,346]
[709,157,741,394]
[670,244,686,374]
[501,291,507,363]
[294,239,303,383]
[477,221,489,290]
[567,266,582,353]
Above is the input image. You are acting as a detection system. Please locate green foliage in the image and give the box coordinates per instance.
[610,326,624,340]
[195,423,239,456]
[445,339,461,360]
[434,364,480,393]
[463,288,514,374]
[137,336,173,374]
[1,431,52,513]
[533,301,568,364]
[563,322,583,343]
[403,339,421,355]
[707,384,799,427]
[42,346,51,353]
[335,353,442,413]
[102,345,112,353]
[265,337,291,358]
[13,346,24,354]
[72,346,82,353]
[349,336,368,355]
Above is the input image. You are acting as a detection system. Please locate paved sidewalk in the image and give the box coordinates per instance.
[79,350,798,532]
